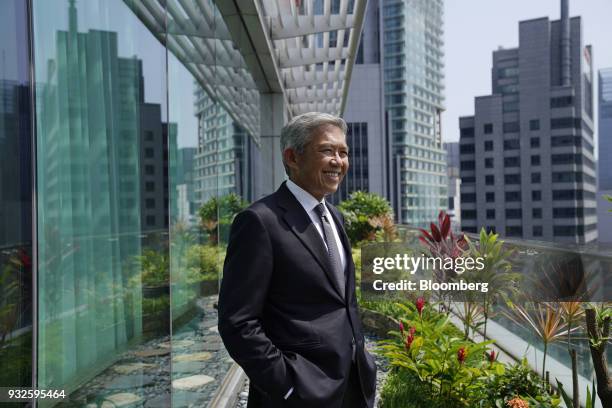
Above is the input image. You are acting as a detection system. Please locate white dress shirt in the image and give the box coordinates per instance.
[286,179,347,271]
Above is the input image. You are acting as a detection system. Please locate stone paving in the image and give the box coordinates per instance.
[234,334,390,408]
[63,296,232,408]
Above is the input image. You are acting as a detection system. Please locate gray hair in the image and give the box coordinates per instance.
[280,112,347,175]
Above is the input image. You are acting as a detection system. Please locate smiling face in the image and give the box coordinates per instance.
[284,124,349,201]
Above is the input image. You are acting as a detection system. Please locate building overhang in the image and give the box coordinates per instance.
[124,0,367,142]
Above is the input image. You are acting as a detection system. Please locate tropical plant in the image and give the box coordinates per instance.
[418,211,467,314]
[338,191,394,246]
[505,302,573,378]
[0,249,29,347]
[133,249,169,287]
[198,193,248,244]
[464,229,518,338]
[377,298,499,405]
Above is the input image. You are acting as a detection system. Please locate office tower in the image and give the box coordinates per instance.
[597,68,612,242]
[444,142,461,227]
[329,0,388,205]
[193,89,249,205]
[459,0,597,243]
[383,0,447,226]
[175,147,197,224]
[598,68,612,190]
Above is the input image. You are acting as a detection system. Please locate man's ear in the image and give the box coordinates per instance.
[283,148,299,174]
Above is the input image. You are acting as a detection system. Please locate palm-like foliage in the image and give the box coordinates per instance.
[506,302,577,378]
[464,229,519,338]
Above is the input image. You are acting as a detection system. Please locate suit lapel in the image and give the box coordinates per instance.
[276,183,345,301]
[328,205,354,302]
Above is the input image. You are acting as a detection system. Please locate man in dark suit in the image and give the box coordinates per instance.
[218,112,377,407]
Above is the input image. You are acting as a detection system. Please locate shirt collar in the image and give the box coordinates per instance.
[286,179,326,214]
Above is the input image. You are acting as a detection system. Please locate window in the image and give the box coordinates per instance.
[533,226,543,236]
[503,122,519,133]
[505,226,523,236]
[504,157,520,167]
[505,191,521,201]
[146,215,156,226]
[144,130,154,141]
[531,155,540,166]
[530,137,540,148]
[145,198,155,209]
[462,176,475,183]
[504,139,520,150]
[505,209,522,219]
[460,127,474,137]
[145,148,155,158]
[486,209,495,219]
[486,192,495,202]
[550,95,573,108]
[484,123,493,134]
[462,210,477,219]
[461,193,476,203]
[484,140,493,151]
[485,175,495,185]
[529,119,540,130]
[505,174,520,184]
[145,182,155,192]
[145,165,155,175]
[533,208,542,218]
[532,191,541,201]
[550,117,581,130]
[460,144,475,154]
[461,160,475,171]
[485,158,494,168]
[553,190,581,200]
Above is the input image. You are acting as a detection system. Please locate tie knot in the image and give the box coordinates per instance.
[314,203,326,219]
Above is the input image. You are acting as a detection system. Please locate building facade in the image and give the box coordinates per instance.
[597,68,612,242]
[459,2,597,243]
[383,0,447,227]
[329,0,389,205]
[444,141,461,227]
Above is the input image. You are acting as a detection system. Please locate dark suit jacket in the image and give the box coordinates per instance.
[218,182,377,407]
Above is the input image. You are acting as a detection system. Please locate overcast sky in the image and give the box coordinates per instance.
[443,0,612,143]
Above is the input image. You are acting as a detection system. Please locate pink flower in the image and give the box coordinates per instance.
[488,350,496,363]
[416,297,425,316]
[399,321,405,337]
[457,347,467,364]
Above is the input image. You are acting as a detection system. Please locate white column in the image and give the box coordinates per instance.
[258,92,287,197]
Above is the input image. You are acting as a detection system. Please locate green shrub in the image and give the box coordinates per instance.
[338,191,394,246]
[380,367,458,408]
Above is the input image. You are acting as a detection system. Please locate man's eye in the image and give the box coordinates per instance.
[340,151,349,158]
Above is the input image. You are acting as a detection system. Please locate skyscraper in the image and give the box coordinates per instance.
[383,0,447,226]
[459,0,597,243]
[328,0,388,205]
[193,89,249,205]
[598,68,612,190]
[597,68,612,243]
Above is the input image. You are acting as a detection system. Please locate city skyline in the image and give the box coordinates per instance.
[445,0,612,144]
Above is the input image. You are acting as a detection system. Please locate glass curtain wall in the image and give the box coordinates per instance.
[24,0,257,405]
[0,0,34,400]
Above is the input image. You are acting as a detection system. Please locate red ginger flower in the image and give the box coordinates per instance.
[488,350,496,363]
[457,347,467,364]
[415,297,425,316]
[399,321,404,337]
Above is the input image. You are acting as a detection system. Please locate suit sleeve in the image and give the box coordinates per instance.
[217,209,293,399]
